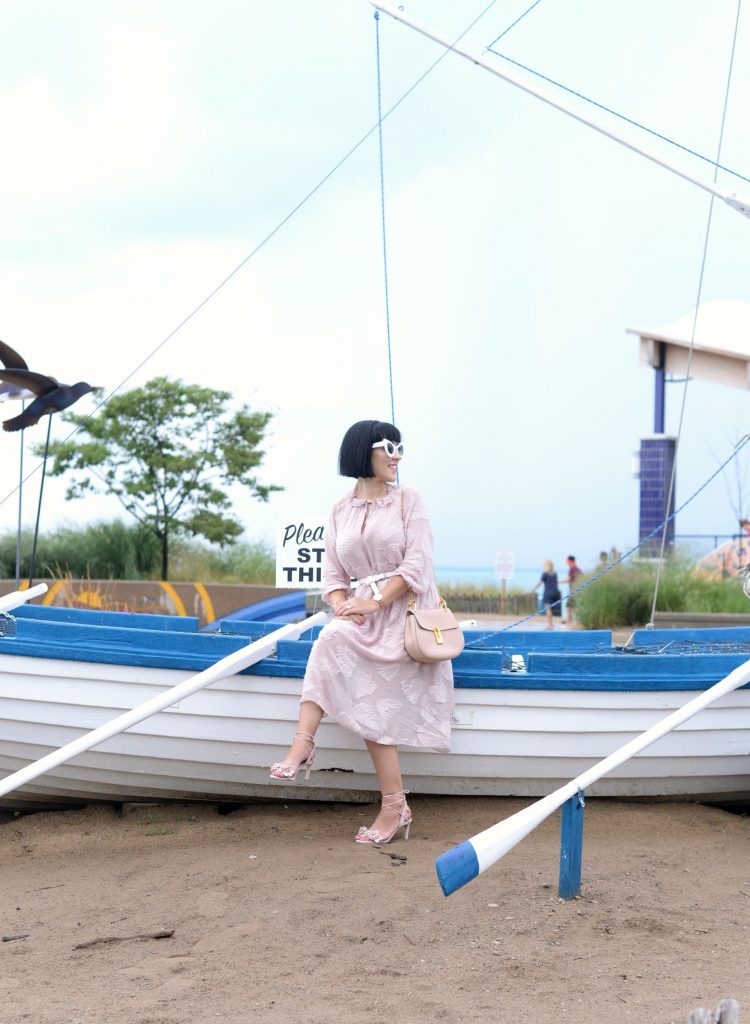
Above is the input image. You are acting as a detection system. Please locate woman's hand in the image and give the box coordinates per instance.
[331,598,364,624]
[335,597,381,624]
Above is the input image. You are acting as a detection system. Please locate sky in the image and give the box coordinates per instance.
[1,0,749,573]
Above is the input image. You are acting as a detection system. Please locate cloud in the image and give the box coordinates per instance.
[0,20,187,213]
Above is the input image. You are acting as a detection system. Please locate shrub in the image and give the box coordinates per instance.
[576,556,749,629]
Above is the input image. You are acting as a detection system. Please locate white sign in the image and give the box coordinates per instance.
[495,551,514,581]
[276,518,327,589]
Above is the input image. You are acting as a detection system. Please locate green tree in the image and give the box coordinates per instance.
[41,377,281,579]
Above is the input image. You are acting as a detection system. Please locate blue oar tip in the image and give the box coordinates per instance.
[435,840,480,897]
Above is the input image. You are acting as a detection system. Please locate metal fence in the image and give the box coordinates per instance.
[306,592,538,616]
[440,592,538,616]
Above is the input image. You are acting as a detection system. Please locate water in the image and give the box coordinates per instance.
[435,566,543,592]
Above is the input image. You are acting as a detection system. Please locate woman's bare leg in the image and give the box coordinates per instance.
[273,700,325,771]
[545,605,553,629]
[298,700,325,736]
[362,740,408,834]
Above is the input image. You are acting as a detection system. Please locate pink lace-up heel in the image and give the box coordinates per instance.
[354,789,412,845]
[269,731,316,781]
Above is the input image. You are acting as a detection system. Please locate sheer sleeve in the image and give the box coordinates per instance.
[394,488,434,595]
[321,506,352,605]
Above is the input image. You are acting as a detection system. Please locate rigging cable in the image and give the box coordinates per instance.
[371,0,546,431]
[0,0,519,514]
[374,11,396,426]
[373,1,547,441]
[647,0,743,628]
[484,48,750,187]
[486,0,545,47]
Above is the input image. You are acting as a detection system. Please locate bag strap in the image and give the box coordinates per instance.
[400,487,446,610]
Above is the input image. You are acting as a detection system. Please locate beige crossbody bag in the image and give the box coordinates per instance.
[400,489,464,664]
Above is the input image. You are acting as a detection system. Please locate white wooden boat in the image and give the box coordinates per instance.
[1,605,749,807]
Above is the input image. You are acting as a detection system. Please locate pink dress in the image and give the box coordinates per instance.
[300,484,453,751]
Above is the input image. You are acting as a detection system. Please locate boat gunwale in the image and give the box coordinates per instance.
[2,611,750,691]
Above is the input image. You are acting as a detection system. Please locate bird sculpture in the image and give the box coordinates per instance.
[1,338,100,589]
[0,340,97,432]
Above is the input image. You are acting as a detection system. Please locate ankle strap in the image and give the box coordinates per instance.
[381,789,409,808]
[293,731,315,755]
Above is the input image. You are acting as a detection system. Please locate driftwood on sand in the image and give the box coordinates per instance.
[73,928,175,950]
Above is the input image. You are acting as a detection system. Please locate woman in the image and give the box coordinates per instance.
[532,559,561,630]
[270,419,454,844]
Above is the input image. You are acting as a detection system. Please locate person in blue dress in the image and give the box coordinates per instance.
[531,559,561,630]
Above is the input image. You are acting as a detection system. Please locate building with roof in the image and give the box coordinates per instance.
[627,300,750,550]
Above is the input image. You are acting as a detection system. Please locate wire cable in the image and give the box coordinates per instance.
[484,47,750,186]
[486,0,545,48]
[375,11,397,427]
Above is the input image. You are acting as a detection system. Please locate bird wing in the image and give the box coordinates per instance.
[0,368,58,395]
[0,340,29,371]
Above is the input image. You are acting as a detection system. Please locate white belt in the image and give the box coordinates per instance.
[349,571,397,597]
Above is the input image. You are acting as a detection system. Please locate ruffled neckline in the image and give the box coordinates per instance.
[349,483,398,508]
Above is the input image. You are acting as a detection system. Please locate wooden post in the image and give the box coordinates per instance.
[558,790,585,899]
[501,579,507,615]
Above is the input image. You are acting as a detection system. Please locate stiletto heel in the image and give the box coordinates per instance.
[354,789,412,845]
[269,731,316,781]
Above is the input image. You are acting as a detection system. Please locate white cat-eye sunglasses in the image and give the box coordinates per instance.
[372,439,404,458]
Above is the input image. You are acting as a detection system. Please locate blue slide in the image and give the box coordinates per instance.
[202,591,306,631]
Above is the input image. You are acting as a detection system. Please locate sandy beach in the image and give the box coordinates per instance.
[2,796,748,1024]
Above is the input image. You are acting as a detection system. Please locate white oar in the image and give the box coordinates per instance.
[436,655,750,896]
[0,611,327,799]
[370,2,750,221]
[0,583,48,614]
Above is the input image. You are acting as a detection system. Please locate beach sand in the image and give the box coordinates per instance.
[1,797,748,1023]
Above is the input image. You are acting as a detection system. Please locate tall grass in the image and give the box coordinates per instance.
[576,557,749,629]
[0,521,275,584]
[169,538,276,584]
[0,522,159,581]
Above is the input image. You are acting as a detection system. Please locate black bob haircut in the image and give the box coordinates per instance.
[338,420,401,479]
